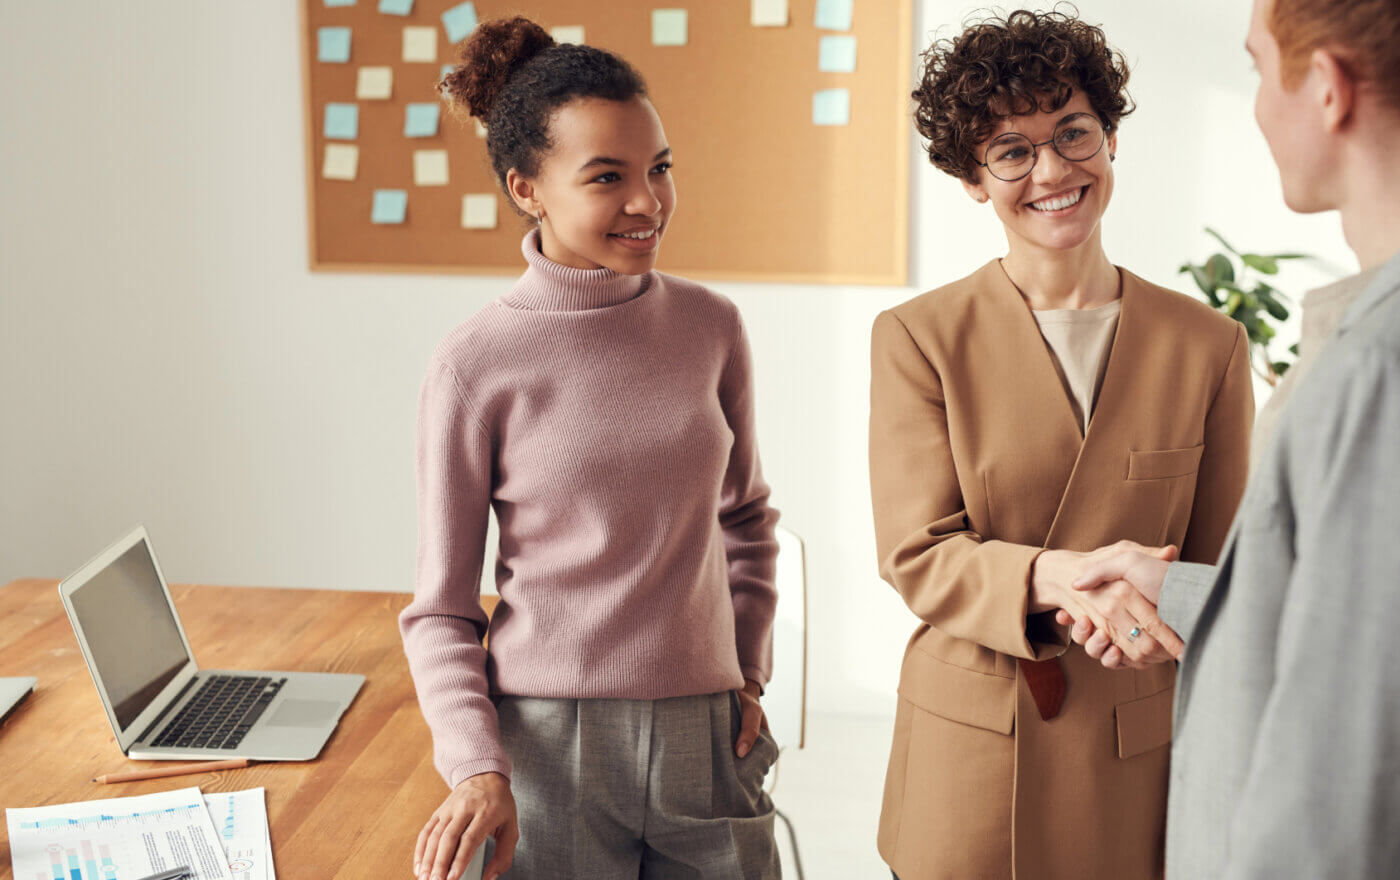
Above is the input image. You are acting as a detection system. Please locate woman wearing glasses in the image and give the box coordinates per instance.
[869,10,1252,880]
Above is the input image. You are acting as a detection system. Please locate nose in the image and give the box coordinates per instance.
[625,178,663,217]
[1031,144,1074,186]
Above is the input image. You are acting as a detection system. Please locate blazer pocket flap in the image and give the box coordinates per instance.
[1115,686,1174,759]
[1128,445,1204,481]
[899,646,1015,735]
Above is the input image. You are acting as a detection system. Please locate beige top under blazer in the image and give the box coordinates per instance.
[869,260,1253,880]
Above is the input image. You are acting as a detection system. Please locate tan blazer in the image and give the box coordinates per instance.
[869,260,1252,880]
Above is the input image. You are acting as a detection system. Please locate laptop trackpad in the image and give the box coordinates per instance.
[266,699,340,728]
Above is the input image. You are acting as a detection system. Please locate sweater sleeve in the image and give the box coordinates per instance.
[869,310,1063,660]
[717,313,780,688]
[399,358,511,788]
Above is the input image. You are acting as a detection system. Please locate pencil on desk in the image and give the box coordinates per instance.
[93,758,249,784]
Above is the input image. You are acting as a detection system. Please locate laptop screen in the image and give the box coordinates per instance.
[68,540,192,730]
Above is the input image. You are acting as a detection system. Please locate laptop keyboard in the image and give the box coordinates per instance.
[151,675,286,750]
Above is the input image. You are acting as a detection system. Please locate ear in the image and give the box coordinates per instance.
[505,168,541,219]
[1310,47,1356,133]
[961,177,990,204]
[1107,129,1118,161]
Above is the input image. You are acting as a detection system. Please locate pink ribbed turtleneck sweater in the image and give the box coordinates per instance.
[400,230,780,787]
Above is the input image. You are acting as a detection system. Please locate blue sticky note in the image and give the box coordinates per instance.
[818,35,857,72]
[441,64,455,80]
[441,2,478,43]
[404,103,440,137]
[379,0,414,14]
[317,27,352,63]
[372,189,408,224]
[324,0,356,6]
[815,0,853,30]
[324,103,359,139]
[813,88,850,126]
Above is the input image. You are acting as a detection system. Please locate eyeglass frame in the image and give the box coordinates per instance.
[974,112,1113,182]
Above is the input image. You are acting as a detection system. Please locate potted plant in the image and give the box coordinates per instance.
[1179,228,1309,386]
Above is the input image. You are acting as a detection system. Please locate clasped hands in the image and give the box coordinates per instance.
[1030,540,1182,669]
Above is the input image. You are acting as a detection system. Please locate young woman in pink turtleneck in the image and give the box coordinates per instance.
[399,16,782,880]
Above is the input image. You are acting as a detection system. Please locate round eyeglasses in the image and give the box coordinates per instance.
[976,113,1109,182]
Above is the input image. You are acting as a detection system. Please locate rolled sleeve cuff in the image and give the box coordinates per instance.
[448,757,513,790]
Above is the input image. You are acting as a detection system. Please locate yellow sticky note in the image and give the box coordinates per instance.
[461,194,498,229]
[751,0,788,26]
[403,26,437,62]
[323,144,359,180]
[356,66,393,99]
[550,25,585,44]
[414,149,450,186]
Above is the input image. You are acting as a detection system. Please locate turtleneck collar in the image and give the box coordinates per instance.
[501,228,653,312]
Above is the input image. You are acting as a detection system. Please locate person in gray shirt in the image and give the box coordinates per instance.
[1060,0,1400,877]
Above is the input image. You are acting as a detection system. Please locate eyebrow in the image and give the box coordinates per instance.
[578,147,672,172]
[992,111,1088,140]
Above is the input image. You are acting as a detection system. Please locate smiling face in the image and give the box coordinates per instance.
[506,96,676,275]
[963,89,1118,255]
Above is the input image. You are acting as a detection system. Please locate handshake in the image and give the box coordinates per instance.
[1030,541,1182,669]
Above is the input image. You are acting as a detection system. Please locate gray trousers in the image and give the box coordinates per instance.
[495,690,781,879]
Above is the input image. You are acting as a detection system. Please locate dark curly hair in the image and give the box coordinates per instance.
[913,7,1134,183]
[439,17,648,205]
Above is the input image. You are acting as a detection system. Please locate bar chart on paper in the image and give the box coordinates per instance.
[7,788,233,880]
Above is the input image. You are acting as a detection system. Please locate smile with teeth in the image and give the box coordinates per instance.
[1027,186,1087,212]
[611,228,657,240]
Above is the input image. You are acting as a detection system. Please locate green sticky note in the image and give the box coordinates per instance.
[324,103,358,139]
[815,0,852,30]
[818,35,856,72]
[379,0,414,14]
[404,103,440,137]
[652,9,688,46]
[317,27,352,63]
[324,0,356,6]
[813,88,850,125]
[441,2,478,43]
[372,189,408,224]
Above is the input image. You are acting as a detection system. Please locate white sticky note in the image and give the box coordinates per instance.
[473,118,487,138]
[751,0,788,26]
[813,88,850,125]
[461,194,498,229]
[550,25,585,45]
[818,35,857,72]
[323,143,359,180]
[814,0,853,31]
[652,9,688,46]
[356,66,393,99]
[403,26,438,62]
[414,149,450,186]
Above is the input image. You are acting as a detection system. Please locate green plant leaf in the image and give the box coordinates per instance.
[1241,253,1280,274]
[1206,253,1236,285]
[1273,361,1291,376]
[1289,342,1300,356]
[1225,290,1243,314]
[1181,263,1222,303]
[1205,227,1239,255]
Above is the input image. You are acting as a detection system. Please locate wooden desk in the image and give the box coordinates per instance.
[0,578,493,878]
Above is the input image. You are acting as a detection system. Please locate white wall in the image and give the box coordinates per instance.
[0,1,1356,718]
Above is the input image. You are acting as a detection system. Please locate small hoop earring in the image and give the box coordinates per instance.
[1109,154,1116,162]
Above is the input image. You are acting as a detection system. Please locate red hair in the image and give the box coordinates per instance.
[1269,0,1400,109]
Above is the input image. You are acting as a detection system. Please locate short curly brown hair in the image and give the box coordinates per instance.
[913,7,1134,183]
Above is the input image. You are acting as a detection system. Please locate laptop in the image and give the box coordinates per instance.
[0,676,36,724]
[58,526,364,761]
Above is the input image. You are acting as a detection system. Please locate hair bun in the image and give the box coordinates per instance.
[440,16,555,120]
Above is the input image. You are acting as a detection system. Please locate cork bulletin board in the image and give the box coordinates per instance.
[301,1,911,284]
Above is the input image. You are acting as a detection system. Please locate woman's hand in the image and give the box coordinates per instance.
[734,678,769,758]
[1033,541,1182,668]
[414,771,519,880]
